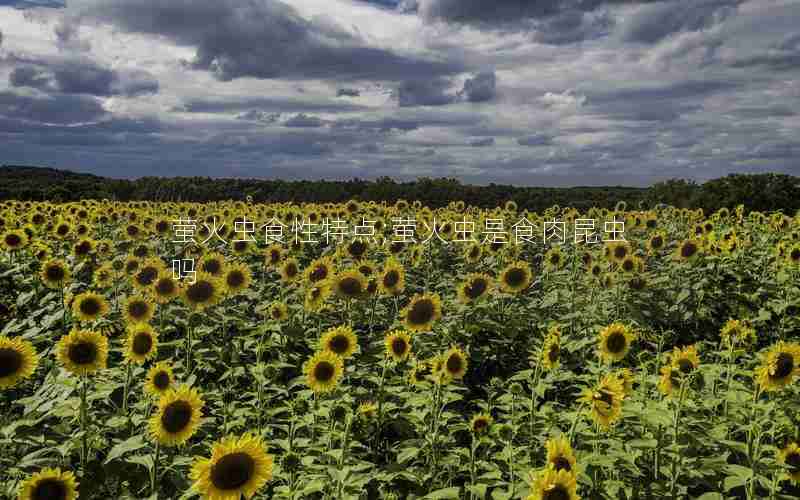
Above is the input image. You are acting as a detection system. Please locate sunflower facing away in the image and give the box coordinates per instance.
[124,323,159,365]
[545,435,577,475]
[756,341,800,392]
[457,273,493,303]
[384,330,412,362]
[190,433,274,500]
[18,467,79,500]
[719,318,756,347]
[145,361,174,397]
[56,329,108,376]
[597,323,637,363]
[778,442,800,483]
[498,261,533,294]
[0,336,39,389]
[526,466,580,500]
[71,292,110,323]
[304,350,344,394]
[320,325,358,359]
[149,385,204,446]
[579,373,625,429]
[401,293,442,333]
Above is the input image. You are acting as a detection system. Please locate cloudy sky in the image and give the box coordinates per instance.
[0,0,798,186]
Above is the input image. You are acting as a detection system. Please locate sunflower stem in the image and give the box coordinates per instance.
[80,374,88,474]
[668,379,688,499]
[150,440,160,498]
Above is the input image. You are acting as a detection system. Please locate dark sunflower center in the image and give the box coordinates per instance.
[349,241,366,257]
[161,400,193,433]
[210,452,256,490]
[786,452,800,470]
[226,271,245,288]
[622,259,634,272]
[75,241,91,255]
[68,341,98,365]
[606,332,627,354]
[328,334,350,355]
[187,281,214,303]
[31,478,67,500]
[313,361,335,382]
[595,390,614,407]
[473,419,488,432]
[203,260,221,275]
[651,236,663,248]
[233,241,247,253]
[128,301,149,319]
[0,302,9,316]
[408,299,434,325]
[542,485,570,500]
[127,225,139,237]
[269,251,280,264]
[549,253,560,265]
[284,263,298,277]
[137,267,158,286]
[465,278,487,299]
[0,347,23,378]
[681,242,697,258]
[133,333,153,356]
[79,297,101,316]
[552,456,572,472]
[614,246,627,260]
[504,268,526,288]
[677,358,694,374]
[338,277,362,297]
[156,221,168,233]
[391,338,408,356]
[271,308,283,320]
[56,225,69,236]
[446,354,463,374]
[45,265,65,282]
[5,233,21,246]
[155,278,176,296]
[469,247,480,259]
[791,249,800,261]
[383,270,400,288]
[310,266,328,282]
[153,371,170,390]
[389,242,404,254]
[548,345,560,363]
[773,352,794,379]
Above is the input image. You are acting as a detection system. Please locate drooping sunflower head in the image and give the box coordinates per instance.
[545,435,577,474]
[470,413,493,435]
[787,243,800,267]
[597,322,636,363]
[17,467,79,500]
[304,282,331,313]
[123,295,155,324]
[658,364,682,397]
[378,259,406,296]
[0,336,39,389]
[526,466,579,500]
[541,333,561,371]
[402,293,442,333]
[333,268,368,300]
[756,341,800,392]
[222,262,252,295]
[457,273,493,304]
[384,330,412,362]
[182,273,223,311]
[40,259,70,289]
[719,318,756,347]
[442,346,468,381]
[124,323,159,365]
[145,361,174,397]
[71,292,110,323]
[499,261,533,294]
[190,433,274,500]
[778,442,800,483]
[320,325,358,359]
[614,368,635,395]
[407,358,432,387]
[149,385,204,446]
[464,242,482,264]
[579,373,625,429]
[304,350,344,394]
[151,270,180,304]
[56,328,108,376]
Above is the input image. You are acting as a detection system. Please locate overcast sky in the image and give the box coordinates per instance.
[0,0,798,186]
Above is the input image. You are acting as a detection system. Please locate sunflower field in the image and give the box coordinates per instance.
[0,199,799,500]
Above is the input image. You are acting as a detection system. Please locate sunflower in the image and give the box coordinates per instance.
[1,229,28,251]
[464,243,482,264]
[222,262,252,295]
[71,292,110,323]
[0,336,39,389]
[92,262,115,289]
[320,325,358,359]
[332,268,368,300]
[124,323,158,365]
[676,239,702,261]
[264,244,284,268]
[151,270,180,304]
[304,282,331,313]
[544,247,564,270]
[470,413,493,435]
[442,346,468,381]
[190,433,273,500]
[267,301,289,322]
[357,401,378,420]
[614,368,635,396]
[56,328,108,376]
[719,318,756,347]
[756,342,800,392]
[17,467,78,500]
[71,237,95,260]
[647,232,666,253]
[199,252,226,277]
[541,333,561,370]
[278,258,301,283]
[407,358,432,386]
[401,293,442,333]
[52,220,72,240]
[545,436,577,474]
[607,241,631,263]
[123,295,155,324]
[499,261,533,294]
[378,259,406,296]
[304,350,344,394]
[597,322,636,363]
[579,373,625,429]
[145,361,174,397]
[658,364,682,397]
[457,273,493,303]
[304,256,334,284]
[671,345,700,375]
[384,330,412,362]
[182,273,223,311]
[40,258,70,289]
[149,385,204,446]
[526,466,579,500]
[132,257,164,290]
[787,243,800,267]
[778,442,800,483]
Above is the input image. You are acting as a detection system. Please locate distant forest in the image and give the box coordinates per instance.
[1,165,798,214]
